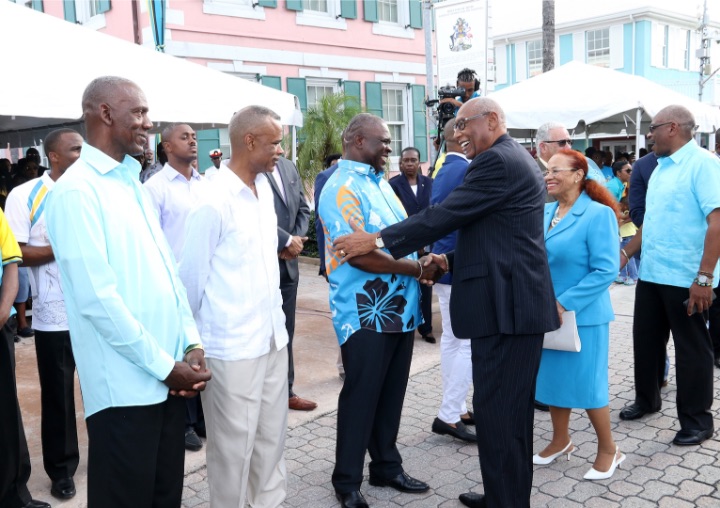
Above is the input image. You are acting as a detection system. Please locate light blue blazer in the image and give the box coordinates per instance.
[544,191,619,326]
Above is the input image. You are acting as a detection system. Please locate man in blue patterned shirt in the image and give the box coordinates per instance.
[318,114,438,508]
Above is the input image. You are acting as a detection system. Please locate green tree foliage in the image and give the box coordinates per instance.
[295,92,361,186]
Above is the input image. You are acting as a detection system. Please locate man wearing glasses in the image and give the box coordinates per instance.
[536,122,573,202]
[619,105,720,447]
[333,99,559,508]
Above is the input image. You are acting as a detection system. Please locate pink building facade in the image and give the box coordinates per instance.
[25,0,435,171]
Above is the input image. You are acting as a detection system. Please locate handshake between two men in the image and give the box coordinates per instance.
[333,219,448,286]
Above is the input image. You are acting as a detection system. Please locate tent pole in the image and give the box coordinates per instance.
[635,108,642,154]
[292,126,297,164]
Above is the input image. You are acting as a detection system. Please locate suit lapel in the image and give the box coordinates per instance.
[545,192,591,241]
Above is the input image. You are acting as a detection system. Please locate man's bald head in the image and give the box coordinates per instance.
[229,105,281,150]
[654,105,696,140]
[454,98,507,159]
[460,97,506,128]
[343,113,383,146]
[82,76,139,116]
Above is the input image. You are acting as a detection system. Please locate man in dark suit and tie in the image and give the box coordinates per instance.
[334,98,559,508]
[266,157,316,411]
[389,148,435,343]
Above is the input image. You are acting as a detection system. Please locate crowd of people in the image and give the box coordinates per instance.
[1,70,720,508]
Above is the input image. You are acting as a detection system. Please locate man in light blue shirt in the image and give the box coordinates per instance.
[45,76,210,508]
[619,105,720,447]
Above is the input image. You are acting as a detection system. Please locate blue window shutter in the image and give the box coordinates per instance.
[411,85,427,162]
[343,80,361,109]
[31,0,43,12]
[286,0,303,11]
[409,0,422,29]
[364,0,378,22]
[97,0,111,14]
[287,78,307,114]
[63,0,76,22]
[365,82,383,118]
[261,76,282,90]
[340,0,356,19]
[258,0,276,6]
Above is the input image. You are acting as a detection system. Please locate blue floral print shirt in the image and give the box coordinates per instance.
[318,159,423,345]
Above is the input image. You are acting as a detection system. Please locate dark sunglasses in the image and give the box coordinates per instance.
[544,139,573,147]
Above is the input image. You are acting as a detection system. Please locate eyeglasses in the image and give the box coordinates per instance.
[648,121,673,133]
[543,139,573,147]
[454,112,491,131]
[543,168,579,177]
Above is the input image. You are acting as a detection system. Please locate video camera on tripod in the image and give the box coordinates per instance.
[425,86,465,129]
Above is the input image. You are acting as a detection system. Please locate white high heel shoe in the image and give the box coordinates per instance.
[583,446,626,480]
[532,441,574,465]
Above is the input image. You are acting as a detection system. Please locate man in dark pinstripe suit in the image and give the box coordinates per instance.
[334,98,559,508]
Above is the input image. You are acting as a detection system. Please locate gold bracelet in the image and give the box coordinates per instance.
[184,343,204,355]
[415,260,423,280]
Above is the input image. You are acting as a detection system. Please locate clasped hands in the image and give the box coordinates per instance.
[280,235,308,260]
[417,253,448,286]
[164,348,212,398]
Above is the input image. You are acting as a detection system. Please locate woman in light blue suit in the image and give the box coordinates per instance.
[533,150,625,481]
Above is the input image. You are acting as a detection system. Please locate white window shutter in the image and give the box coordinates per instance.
[651,22,664,67]
[515,42,527,82]
[495,45,508,85]
[572,32,585,62]
[610,25,624,69]
[668,27,681,69]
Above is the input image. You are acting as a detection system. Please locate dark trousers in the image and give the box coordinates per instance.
[332,329,414,494]
[633,280,714,431]
[417,284,433,336]
[708,287,720,360]
[471,332,543,508]
[280,269,299,397]
[86,396,185,508]
[0,316,33,508]
[184,396,204,430]
[34,330,80,481]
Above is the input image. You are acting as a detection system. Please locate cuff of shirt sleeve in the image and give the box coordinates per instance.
[147,350,177,382]
[285,235,293,248]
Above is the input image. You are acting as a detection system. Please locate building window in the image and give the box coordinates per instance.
[74,0,107,29]
[662,25,669,67]
[586,28,610,67]
[382,86,406,157]
[378,0,398,23]
[306,79,339,109]
[203,0,266,20]
[527,40,542,77]
[372,0,412,39]
[296,0,346,29]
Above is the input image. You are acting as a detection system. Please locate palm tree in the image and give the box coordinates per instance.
[295,92,361,186]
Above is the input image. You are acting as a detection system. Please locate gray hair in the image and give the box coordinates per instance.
[537,122,566,142]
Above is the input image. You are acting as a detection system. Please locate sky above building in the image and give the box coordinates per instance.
[491,0,720,36]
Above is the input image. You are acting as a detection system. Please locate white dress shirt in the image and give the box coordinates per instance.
[143,163,207,261]
[179,164,288,361]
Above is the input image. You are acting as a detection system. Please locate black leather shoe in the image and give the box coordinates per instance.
[460,411,475,426]
[195,423,206,438]
[185,427,203,451]
[23,501,51,508]
[51,477,75,499]
[534,400,549,411]
[368,471,429,493]
[432,418,476,443]
[459,492,487,507]
[673,428,714,446]
[421,334,436,344]
[335,490,369,508]
[619,403,657,421]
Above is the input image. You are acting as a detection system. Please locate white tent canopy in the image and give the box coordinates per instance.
[0,1,302,147]
[488,61,720,142]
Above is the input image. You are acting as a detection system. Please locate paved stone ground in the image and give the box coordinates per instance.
[180,300,720,507]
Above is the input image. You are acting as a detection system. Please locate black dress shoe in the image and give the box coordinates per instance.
[673,428,714,446]
[23,501,51,508]
[421,334,436,344]
[431,418,476,443]
[459,492,486,508]
[619,403,657,421]
[51,477,76,499]
[194,423,206,438]
[368,471,429,493]
[185,427,203,451]
[460,411,475,426]
[335,490,369,508]
[534,400,549,411]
